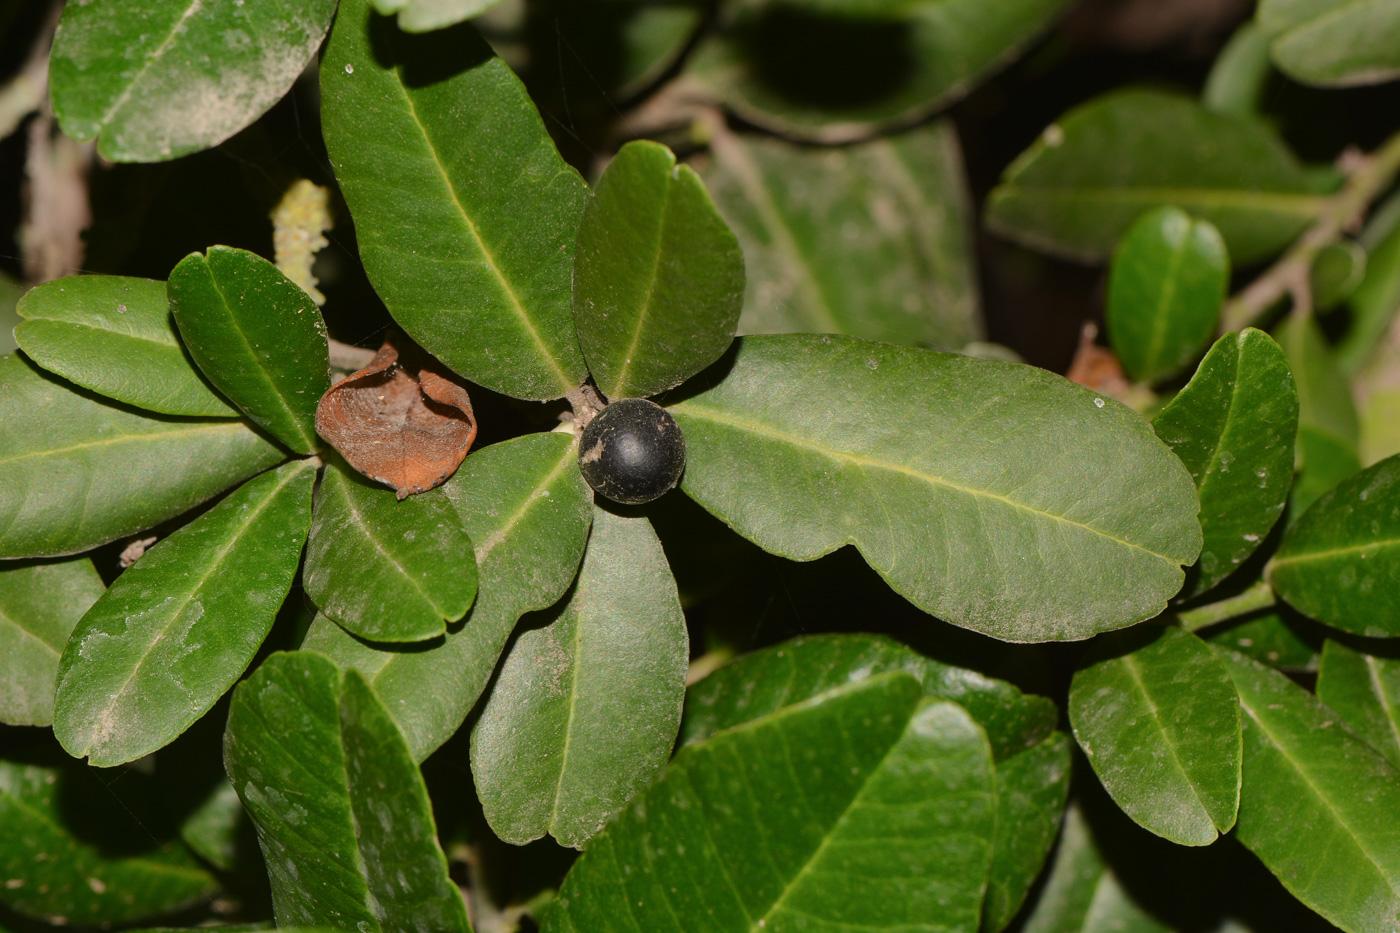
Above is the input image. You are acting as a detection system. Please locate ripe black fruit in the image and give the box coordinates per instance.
[578,398,686,505]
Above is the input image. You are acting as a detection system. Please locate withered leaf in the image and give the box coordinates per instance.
[316,339,477,498]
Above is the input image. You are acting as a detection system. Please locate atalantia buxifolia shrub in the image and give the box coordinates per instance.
[2,0,1400,930]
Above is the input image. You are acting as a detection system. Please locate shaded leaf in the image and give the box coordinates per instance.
[1310,241,1368,312]
[0,558,104,726]
[983,733,1072,933]
[301,432,593,760]
[1274,313,1359,449]
[1070,626,1242,846]
[473,506,687,847]
[1217,647,1400,933]
[1339,191,1400,375]
[1019,805,1172,933]
[986,90,1323,265]
[179,778,248,873]
[669,335,1203,642]
[1152,329,1297,596]
[1203,21,1276,119]
[321,0,589,400]
[1106,207,1229,383]
[1258,0,1400,87]
[15,275,236,417]
[679,633,1065,931]
[575,141,744,400]
[374,0,506,32]
[48,0,338,161]
[701,120,981,348]
[686,0,1070,142]
[305,456,477,643]
[1317,640,1400,769]
[1291,423,1362,517]
[0,353,285,559]
[1269,453,1400,637]
[169,246,330,454]
[542,675,997,933]
[224,652,471,932]
[54,461,315,767]
[315,339,478,497]
[0,756,215,925]
[1204,607,1322,670]
[681,632,1057,761]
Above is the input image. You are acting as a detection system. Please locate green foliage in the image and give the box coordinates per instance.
[6,1,1400,929]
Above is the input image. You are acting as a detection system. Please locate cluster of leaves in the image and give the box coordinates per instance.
[1,0,1400,932]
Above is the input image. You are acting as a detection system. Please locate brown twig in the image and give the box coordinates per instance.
[1221,130,1400,332]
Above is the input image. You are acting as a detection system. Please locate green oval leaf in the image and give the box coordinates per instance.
[1274,313,1360,449]
[1310,241,1368,312]
[15,275,236,417]
[169,247,330,454]
[686,0,1071,141]
[224,652,471,932]
[669,335,1203,642]
[472,505,687,847]
[0,354,286,559]
[1258,0,1400,87]
[575,140,744,400]
[1106,207,1229,383]
[301,431,594,760]
[1317,640,1400,769]
[986,90,1324,265]
[542,675,997,933]
[1204,606,1322,670]
[53,461,315,767]
[1292,423,1363,518]
[984,733,1072,933]
[1203,21,1276,119]
[1152,329,1298,596]
[321,0,589,401]
[1339,192,1400,375]
[1070,626,1242,846]
[1269,454,1400,636]
[0,558,104,727]
[701,120,981,349]
[1217,647,1400,933]
[305,457,478,643]
[0,756,215,926]
[48,0,338,162]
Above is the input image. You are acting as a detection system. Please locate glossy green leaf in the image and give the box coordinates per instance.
[321,0,589,401]
[15,275,236,417]
[1203,21,1275,118]
[1270,454,1400,636]
[0,353,286,559]
[1274,313,1359,449]
[686,0,1070,142]
[179,778,247,873]
[1106,207,1229,383]
[701,120,981,349]
[0,558,104,726]
[1258,0,1400,87]
[473,506,687,847]
[305,457,477,643]
[681,634,1064,931]
[1291,424,1362,517]
[1019,805,1172,933]
[575,141,743,400]
[1218,647,1400,933]
[224,652,471,932]
[48,0,338,161]
[986,90,1323,265]
[1070,626,1242,845]
[1317,640,1400,769]
[0,756,216,925]
[982,733,1072,933]
[374,0,505,32]
[302,432,593,760]
[682,633,1056,761]
[53,461,314,767]
[543,674,997,933]
[168,247,329,454]
[1152,329,1298,595]
[669,334,1203,642]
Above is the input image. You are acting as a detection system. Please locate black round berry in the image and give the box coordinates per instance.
[578,398,686,505]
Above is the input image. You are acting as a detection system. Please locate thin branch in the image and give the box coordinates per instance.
[1176,580,1276,633]
[1222,130,1400,332]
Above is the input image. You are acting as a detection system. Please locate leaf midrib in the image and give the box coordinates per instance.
[96,0,207,132]
[1119,651,1219,831]
[604,175,676,399]
[1141,224,1192,376]
[996,185,1325,214]
[0,420,252,467]
[0,606,62,657]
[1272,536,1400,567]
[673,401,1180,562]
[326,472,444,623]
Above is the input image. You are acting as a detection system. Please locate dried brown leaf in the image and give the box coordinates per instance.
[315,337,477,498]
